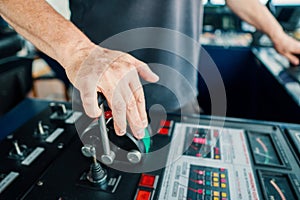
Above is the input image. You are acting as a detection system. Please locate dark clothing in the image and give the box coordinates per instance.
[69,0,203,112]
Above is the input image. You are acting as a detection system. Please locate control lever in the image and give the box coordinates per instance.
[81,145,107,184]
[98,103,116,165]
[80,93,148,165]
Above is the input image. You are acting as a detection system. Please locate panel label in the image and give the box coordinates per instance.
[21,147,45,166]
[0,172,19,193]
[46,128,64,143]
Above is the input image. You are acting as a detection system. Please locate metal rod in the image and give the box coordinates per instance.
[98,104,111,156]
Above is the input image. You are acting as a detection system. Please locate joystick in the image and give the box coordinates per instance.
[82,145,107,184]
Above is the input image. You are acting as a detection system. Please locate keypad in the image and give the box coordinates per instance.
[187,165,230,200]
[184,128,221,160]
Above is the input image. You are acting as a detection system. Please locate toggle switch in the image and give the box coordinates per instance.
[49,102,67,116]
[34,121,49,138]
[49,102,73,123]
[8,140,29,160]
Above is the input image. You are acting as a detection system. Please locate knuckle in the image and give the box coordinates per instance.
[136,92,145,103]
[130,118,143,129]
[127,97,136,110]
[112,99,125,113]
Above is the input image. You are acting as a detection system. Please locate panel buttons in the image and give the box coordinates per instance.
[157,119,173,136]
[139,174,157,188]
[187,165,230,200]
[206,190,211,196]
[135,189,151,200]
[221,192,227,198]
[213,182,219,187]
[158,128,169,135]
[160,120,171,127]
[104,111,112,119]
[213,177,219,182]
[205,180,211,186]
[213,191,220,197]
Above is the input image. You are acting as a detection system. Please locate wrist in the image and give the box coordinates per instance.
[267,25,285,45]
[60,41,100,83]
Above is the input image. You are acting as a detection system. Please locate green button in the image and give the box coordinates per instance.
[206,190,211,195]
[142,127,151,153]
[206,181,211,186]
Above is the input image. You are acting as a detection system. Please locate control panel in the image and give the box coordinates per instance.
[0,101,299,200]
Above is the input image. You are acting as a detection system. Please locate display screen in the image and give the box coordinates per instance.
[259,171,298,200]
[273,0,300,5]
[247,132,285,167]
[210,0,269,5]
[210,0,225,5]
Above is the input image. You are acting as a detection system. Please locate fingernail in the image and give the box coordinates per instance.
[151,73,159,81]
[118,130,126,136]
[142,119,148,127]
[136,129,145,139]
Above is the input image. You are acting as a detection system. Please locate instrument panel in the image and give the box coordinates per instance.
[0,101,299,200]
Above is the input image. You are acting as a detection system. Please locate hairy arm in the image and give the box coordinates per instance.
[0,0,95,69]
[226,0,300,65]
[0,0,158,138]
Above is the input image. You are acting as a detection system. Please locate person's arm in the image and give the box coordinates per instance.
[0,0,159,139]
[226,0,300,65]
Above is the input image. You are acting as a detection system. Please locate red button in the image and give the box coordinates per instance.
[158,128,169,135]
[214,147,219,154]
[193,137,206,144]
[160,120,171,127]
[104,111,112,119]
[220,168,225,172]
[139,174,156,188]
[135,190,151,200]
[213,130,219,138]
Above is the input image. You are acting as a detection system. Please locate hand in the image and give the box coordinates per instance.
[65,45,159,139]
[272,32,300,66]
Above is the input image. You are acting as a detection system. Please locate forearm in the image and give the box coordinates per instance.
[226,0,285,42]
[0,0,95,69]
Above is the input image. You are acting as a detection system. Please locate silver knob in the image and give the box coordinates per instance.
[81,145,94,158]
[101,151,116,165]
[127,150,142,164]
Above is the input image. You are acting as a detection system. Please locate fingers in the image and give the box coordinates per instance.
[122,86,146,139]
[276,35,300,66]
[110,61,148,139]
[127,72,148,139]
[286,53,300,66]
[125,55,159,82]
[79,78,102,118]
[129,79,148,128]
[111,92,127,136]
[74,49,154,139]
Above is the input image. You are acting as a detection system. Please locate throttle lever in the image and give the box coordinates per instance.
[97,93,116,165]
